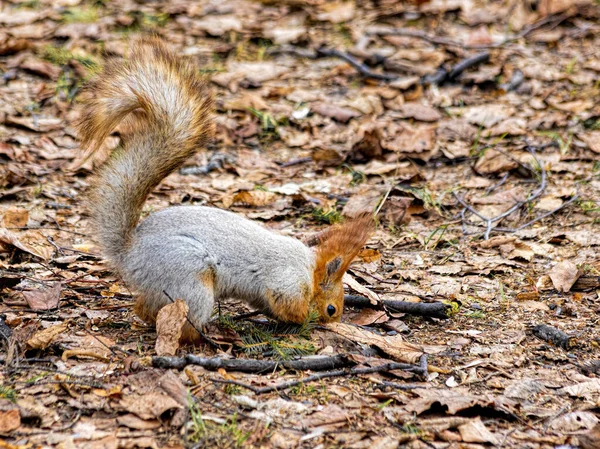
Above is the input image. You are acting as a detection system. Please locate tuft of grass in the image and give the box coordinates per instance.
[187,399,251,448]
[312,207,342,225]
[579,200,600,213]
[0,385,17,403]
[343,164,366,186]
[537,130,572,155]
[464,310,485,319]
[61,7,100,24]
[41,45,99,71]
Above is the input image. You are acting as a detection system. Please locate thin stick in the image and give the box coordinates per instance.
[240,357,428,395]
[456,146,548,239]
[316,48,399,80]
[367,12,573,50]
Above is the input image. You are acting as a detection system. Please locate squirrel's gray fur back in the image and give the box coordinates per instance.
[123,206,315,328]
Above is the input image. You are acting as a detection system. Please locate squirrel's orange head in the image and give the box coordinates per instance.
[311,214,374,323]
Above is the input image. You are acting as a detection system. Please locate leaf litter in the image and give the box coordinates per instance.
[1,0,600,447]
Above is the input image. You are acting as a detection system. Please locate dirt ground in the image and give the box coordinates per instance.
[1,0,600,448]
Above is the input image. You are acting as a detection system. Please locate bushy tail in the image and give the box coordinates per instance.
[77,37,212,266]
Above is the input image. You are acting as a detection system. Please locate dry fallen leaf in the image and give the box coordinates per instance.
[343,273,380,305]
[0,400,20,433]
[327,322,424,364]
[549,260,581,293]
[22,282,62,311]
[457,417,499,444]
[0,228,52,260]
[2,208,29,228]
[119,392,182,420]
[155,299,189,356]
[27,322,68,350]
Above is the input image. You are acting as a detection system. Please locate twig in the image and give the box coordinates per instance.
[153,354,352,372]
[447,52,490,80]
[268,46,398,80]
[315,47,399,80]
[180,153,234,176]
[372,381,423,390]
[496,194,578,232]
[367,12,573,50]
[278,157,312,168]
[5,226,88,237]
[455,146,547,239]
[223,356,428,395]
[162,290,221,350]
[344,295,450,319]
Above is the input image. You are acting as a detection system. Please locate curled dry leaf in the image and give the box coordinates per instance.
[457,417,499,445]
[549,260,581,293]
[327,321,424,364]
[311,103,361,123]
[27,322,68,350]
[0,228,52,260]
[22,282,62,311]
[119,392,182,421]
[397,102,442,122]
[155,299,189,356]
[343,273,380,305]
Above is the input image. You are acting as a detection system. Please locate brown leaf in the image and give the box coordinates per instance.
[233,190,277,207]
[2,208,29,228]
[0,228,51,260]
[350,309,388,326]
[327,321,424,364]
[155,299,188,356]
[5,115,63,132]
[474,150,519,174]
[397,102,442,122]
[314,2,355,23]
[22,282,61,311]
[0,400,20,433]
[343,273,380,304]
[382,124,435,154]
[579,131,600,154]
[549,260,581,292]
[116,414,161,430]
[312,103,361,123]
[549,411,598,432]
[461,104,516,128]
[27,322,68,350]
[19,57,61,79]
[579,422,600,449]
[457,417,499,444]
[119,392,182,420]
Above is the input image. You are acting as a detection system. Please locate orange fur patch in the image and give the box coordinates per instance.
[265,289,310,324]
[313,213,374,283]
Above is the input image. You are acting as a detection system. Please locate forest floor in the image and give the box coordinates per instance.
[1,0,600,448]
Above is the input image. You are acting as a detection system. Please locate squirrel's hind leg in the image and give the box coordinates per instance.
[131,267,216,344]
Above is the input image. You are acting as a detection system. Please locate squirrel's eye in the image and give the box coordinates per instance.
[327,305,336,316]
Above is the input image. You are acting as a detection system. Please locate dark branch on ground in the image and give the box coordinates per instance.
[152,353,352,372]
[210,355,428,395]
[344,295,450,319]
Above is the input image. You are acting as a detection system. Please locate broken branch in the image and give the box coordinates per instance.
[344,295,450,319]
[153,354,352,372]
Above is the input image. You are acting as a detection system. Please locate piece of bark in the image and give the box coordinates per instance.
[531,324,573,349]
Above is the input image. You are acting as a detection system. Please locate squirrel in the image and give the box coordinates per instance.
[77,37,374,342]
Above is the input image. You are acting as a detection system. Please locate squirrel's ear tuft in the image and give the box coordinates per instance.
[326,256,342,278]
